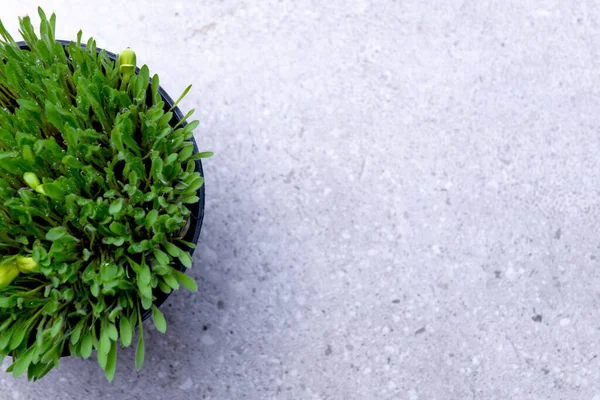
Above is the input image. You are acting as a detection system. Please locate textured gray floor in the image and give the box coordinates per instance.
[2,0,600,399]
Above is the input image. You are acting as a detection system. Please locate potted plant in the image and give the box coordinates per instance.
[0,9,211,381]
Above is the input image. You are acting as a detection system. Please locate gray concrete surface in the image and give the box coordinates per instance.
[2,0,600,399]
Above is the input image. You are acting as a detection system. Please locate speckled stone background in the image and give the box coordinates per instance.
[2,0,600,399]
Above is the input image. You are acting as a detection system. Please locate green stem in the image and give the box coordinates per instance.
[20,285,44,297]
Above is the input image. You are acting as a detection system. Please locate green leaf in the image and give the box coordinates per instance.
[152,306,167,333]
[128,242,143,254]
[9,324,27,350]
[139,263,151,285]
[63,288,75,302]
[103,236,125,246]
[97,346,107,369]
[150,156,163,179]
[186,160,195,173]
[165,153,178,165]
[80,333,93,359]
[185,177,204,193]
[99,326,111,355]
[0,19,16,43]
[168,84,192,112]
[137,280,152,300]
[143,191,156,202]
[28,361,51,382]
[183,120,199,136]
[129,170,139,187]
[109,221,128,235]
[40,344,59,364]
[133,207,146,223]
[105,341,117,382]
[172,269,197,292]
[174,109,195,128]
[109,198,124,215]
[152,233,166,244]
[153,265,169,275]
[158,280,172,294]
[154,248,170,266]
[0,317,14,332]
[138,65,150,92]
[62,155,85,168]
[191,151,214,159]
[181,195,199,204]
[164,242,181,258]
[135,328,144,371]
[177,251,193,268]
[0,296,16,308]
[50,315,64,338]
[165,217,180,231]
[107,323,119,341]
[11,347,34,378]
[40,182,65,200]
[163,273,179,290]
[45,227,68,241]
[151,74,160,104]
[145,209,158,227]
[158,196,168,208]
[140,295,153,310]
[70,320,84,345]
[120,119,140,156]
[108,306,122,322]
[119,317,132,347]
[158,112,173,127]
[178,145,194,162]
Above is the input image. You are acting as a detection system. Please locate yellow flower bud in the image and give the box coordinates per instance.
[118,48,137,90]
[23,172,40,189]
[16,256,38,273]
[119,48,136,75]
[0,262,19,288]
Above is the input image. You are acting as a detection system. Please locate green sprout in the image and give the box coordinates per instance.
[0,8,212,382]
